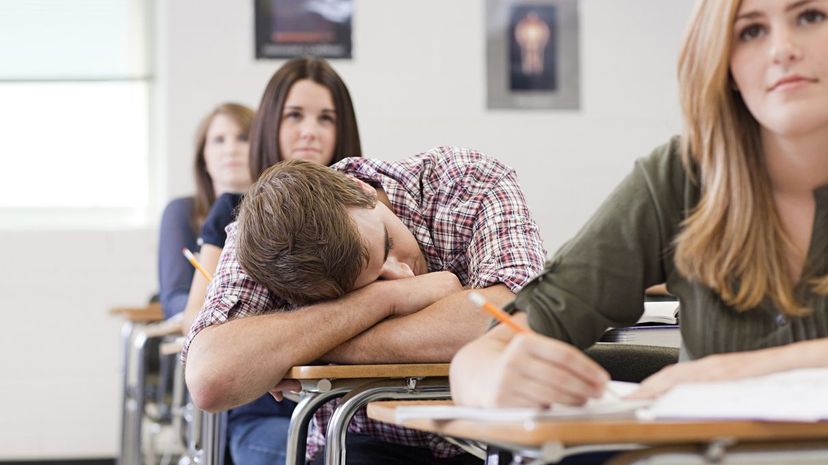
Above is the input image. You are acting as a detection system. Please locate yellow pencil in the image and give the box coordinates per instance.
[182,248,213,282]
[468,291,530,333]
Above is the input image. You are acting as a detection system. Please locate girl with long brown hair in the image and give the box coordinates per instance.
[157,102,254,319]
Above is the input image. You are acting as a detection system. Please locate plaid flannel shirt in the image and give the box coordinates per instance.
[183,146,546,460]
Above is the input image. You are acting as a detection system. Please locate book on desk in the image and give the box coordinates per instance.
[600,301,681,348]
[392,368,828,424]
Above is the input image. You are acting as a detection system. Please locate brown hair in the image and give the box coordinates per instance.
[673,0,821,316]
[236,160,376,305]
[249,56,362,180]
[192,102,255,231]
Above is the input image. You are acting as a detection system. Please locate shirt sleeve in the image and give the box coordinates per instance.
[182,221,284,363]
[158,197,198,319]
[465,163,547,293]
[517,138,689,348]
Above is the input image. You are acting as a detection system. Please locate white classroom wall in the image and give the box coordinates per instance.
[0,0,693,458]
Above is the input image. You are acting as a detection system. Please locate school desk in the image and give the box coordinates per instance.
[165,361,453,465]
[145,336,452,465]
[112,304,185,465]
[281,363,452,465]
[366,400,828,465]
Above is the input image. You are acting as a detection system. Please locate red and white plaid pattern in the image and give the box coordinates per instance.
[183,146,546,460]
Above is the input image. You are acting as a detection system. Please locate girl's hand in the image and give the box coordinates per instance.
[629,351,777,399]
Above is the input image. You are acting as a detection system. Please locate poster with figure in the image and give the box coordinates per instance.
[510,6,556,91]
[255,0,353,59]
[487,0,579,109]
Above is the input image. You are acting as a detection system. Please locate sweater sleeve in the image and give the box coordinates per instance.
[200,193,244,248]
[158,197,198,319]
[518,138,690,348]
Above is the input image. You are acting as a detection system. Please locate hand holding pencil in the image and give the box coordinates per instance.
[466,291,620,402]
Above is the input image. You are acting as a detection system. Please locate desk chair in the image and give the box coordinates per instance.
[156,336,227,465]
[593,292,681,383]
[113,303,197,465]
[585,343,679,383]
[192,363,454,465]
[277,363,454,465]
[113,302,162,465]
[161,335,226,465]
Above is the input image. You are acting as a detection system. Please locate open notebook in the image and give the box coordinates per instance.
[638,368,828,422]
[395,381,651,423]
[395,368,828,424]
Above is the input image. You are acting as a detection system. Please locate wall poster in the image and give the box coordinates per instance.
[255,0,353,59]
[486,0,580,110]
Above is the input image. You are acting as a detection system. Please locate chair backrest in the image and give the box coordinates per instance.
[584,343,679,383]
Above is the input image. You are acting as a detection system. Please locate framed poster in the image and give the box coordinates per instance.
[486,0,580,110]
[255,0,353,59]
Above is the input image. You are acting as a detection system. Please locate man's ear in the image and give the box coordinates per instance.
[347,175,377,197]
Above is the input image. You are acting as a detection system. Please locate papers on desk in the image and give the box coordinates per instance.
[600,301,682,348]
[600,324,681,348]
[395,368,828,424]
[638,368,828,422]
[395,381,650,423]
[639,301,680,325]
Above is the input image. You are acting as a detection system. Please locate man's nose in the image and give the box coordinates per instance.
[380,256,414,280]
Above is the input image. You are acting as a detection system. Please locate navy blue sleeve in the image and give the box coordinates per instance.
[158,197,198,319]
[200,193,244,248]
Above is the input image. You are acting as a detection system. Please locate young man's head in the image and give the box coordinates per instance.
[236,160,426,306]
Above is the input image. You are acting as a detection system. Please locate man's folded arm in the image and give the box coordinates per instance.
[186,281,397,412]
[320,283,514,364]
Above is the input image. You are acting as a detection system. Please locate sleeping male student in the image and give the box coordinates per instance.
[451,0,828,408]
[183,148,547,465]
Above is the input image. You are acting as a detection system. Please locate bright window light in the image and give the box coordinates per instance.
[0,0,147,79]
[0,82,149,208]
[0,0,151,224]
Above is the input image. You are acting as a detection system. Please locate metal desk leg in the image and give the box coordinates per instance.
[324,379,451,465]
[134,331,152,465]
[286,387,351,465]
[168,353,194,465]
[118,323,147,465]
[203,410,228,465]
[485,446,512,465]
[118,321,136,465]
[178,395,202,465]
